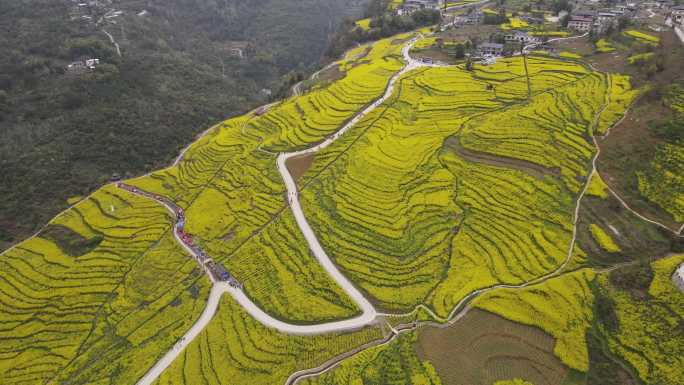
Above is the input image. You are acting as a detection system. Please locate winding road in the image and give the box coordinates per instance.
[132,37,425,385]
[124,32,683,385]
[0,22,678,385]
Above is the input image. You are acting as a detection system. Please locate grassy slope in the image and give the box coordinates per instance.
[596,254,684,385]
[594,28,684,230]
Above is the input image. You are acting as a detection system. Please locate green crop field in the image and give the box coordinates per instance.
[595,39,615,53]
[589,224,621,253]
[494,380,534,385]
[596,74,639,136]
[300,332,442,385]
[585,173,609,199]
[622,30,660,45]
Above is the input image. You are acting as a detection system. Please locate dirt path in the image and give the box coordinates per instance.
[444,136,560,179]
[102,29,121,57]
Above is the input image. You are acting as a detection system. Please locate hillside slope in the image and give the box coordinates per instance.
[0,0,363,249]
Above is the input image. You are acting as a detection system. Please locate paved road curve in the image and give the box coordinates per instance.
[133,37,426,385]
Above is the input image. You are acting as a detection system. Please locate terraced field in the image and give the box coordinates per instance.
[0,184,211,384]
[299,55,619,316]
[0,34,412,384]
[125,34,413,324]
[152,295,385,385]
[0,28,662,385]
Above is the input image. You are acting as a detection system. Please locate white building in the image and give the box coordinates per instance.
[504,31,539,44]
[399,0,440,14]
[596,12,619,32]
[85,58,100,68]
[478,42,504,56]
[671,5,684,24]
[568,15,594,31]
[673,262,684,293]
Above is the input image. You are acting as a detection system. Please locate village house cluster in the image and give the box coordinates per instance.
[416,0,684,61]
[567,6,636,33]
[67,58,101,72]
[397,0,441,15]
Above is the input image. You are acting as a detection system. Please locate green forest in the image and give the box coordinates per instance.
[0,0,363,248]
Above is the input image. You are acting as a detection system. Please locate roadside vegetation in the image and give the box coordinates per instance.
[154,295,384,385]
[0,33,409,384]
[300,332,441,385]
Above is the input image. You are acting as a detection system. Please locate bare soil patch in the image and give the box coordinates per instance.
[317,64,344,83]
[437,24,498,41]
[551,35,595,57]
[416,309,569,385]
[391,36,412,45]
[587,50,630,73]
[412,47,457,64]
[221,229,236,242]
[286,153,315,181]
